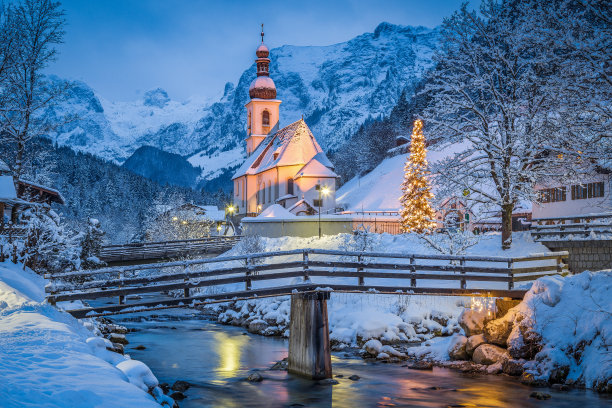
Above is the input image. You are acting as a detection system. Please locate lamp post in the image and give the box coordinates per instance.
[318,184,330,238]
[225,204,236,235]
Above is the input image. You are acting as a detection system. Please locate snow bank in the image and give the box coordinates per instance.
[514,270,611,390]
[0,261,167,407]
[257,204,296,218]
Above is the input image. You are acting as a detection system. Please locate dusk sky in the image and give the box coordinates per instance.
[54,0,475,102]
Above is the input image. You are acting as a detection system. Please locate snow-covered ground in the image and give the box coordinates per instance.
[0,262,171,408]
[336,142,468,211]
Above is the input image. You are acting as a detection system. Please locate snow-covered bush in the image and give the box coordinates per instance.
[21,206,82,274]
[232,234,266,265]
[419,230,481,256]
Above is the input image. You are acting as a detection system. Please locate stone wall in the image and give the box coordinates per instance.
[540,240,612,273]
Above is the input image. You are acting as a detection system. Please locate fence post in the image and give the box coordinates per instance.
[184,264,190,298]
[410,255,416,288]
[246,257,252,291]
[357,254,364,286]
[460,257,466,289]
[508,259,514,290]
[303,250,310,282]
[118,269,124,305]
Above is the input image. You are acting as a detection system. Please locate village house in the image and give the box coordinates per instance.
[232,31,338,217]
[532,171,611,219]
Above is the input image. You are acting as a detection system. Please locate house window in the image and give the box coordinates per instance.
[538,187,566,203]
[315,184,320,191]
[268,181,271,203]
[571,182,604,200]
[262,110,270,127]
[313,199,322,207]
[287,178,294,195]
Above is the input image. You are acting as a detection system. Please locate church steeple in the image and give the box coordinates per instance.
[245,25,281,156]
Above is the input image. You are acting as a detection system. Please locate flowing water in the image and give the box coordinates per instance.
[110,309,611,408]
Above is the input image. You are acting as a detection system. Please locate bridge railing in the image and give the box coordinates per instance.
[99,235,242,262]
[531,212,612,241]
[45,248,568,317]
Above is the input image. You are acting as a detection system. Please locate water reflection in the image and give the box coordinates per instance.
[213,331,244,379]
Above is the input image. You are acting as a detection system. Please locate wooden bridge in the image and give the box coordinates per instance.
[99,236,241,265]
[46,248,567,379]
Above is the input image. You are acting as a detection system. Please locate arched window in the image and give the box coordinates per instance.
[262,110,270,127]
[247,111,251,131]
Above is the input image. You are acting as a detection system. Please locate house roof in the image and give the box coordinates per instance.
[233,119,335,179]
[0,159,10,174]
[17,179,65,205]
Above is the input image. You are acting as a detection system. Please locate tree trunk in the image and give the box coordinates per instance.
[501,203,514,250]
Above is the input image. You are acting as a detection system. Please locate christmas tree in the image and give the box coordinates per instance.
[400,119,437,233]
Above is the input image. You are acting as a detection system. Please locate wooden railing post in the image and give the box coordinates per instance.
[245,257,252,291]
[118,268,124,305]
[508,259,514,290]
[410,255,416,288]
[460,257,466,289]
[184,264,190,298]
[303,250,310,282]
[357,254,364,286]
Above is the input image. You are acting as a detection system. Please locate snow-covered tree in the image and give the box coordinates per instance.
[79,217,105,269]
[399,119,437,233]
[423,0,574,249]
[0,0,69,181]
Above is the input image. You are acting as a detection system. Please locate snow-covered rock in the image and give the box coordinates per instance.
[458,308,492,337]
[465,334,486,356]
[116,360,159,392]
[364,339,383,356]
[483,317,513,346]
[448,335,469,360]
[472,344,510,365]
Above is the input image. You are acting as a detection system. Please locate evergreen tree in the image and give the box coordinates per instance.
[399,119,437,233]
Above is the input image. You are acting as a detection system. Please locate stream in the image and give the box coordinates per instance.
[108,309,611,408]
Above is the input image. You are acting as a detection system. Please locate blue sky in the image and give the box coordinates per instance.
[54,0,474,101]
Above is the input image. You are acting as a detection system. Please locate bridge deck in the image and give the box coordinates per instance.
[46,248,568,318]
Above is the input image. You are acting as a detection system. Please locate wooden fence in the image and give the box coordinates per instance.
[46,248,568,318]
[99,236,242,262]
[531,213,612,240]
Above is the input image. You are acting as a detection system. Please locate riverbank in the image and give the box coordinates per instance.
[0,261,173,408]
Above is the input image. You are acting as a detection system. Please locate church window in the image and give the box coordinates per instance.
[262,110,270,127]
[287,178,294,195]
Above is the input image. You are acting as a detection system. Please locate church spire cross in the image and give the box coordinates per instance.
[261,23,264,43]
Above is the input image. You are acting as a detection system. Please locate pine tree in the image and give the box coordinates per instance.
[400,119,437,233]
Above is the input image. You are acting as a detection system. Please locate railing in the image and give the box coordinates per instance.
[45,248,568,318]
[99,236,242,262]
[531,213,612,241]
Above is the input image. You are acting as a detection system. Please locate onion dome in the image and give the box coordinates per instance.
[249,24,276,99]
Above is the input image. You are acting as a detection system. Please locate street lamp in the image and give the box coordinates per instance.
[318,184,331,238]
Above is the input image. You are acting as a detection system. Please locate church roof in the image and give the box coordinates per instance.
[294,156,338,179]
[233,119,335,179]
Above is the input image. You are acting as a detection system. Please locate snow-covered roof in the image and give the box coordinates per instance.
[0,176,17,200]
[233,119,334,179]
[18,179,65,205]
[276,194,297,202]
[294,156,338,179]
[257,204,296,218]
[288,199,316,214]
[0,159,10,174]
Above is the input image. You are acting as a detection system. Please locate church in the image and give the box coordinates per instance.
[233,31,338,217]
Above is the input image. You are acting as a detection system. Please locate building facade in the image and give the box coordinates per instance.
[233,33,338,216]
[533,172,611,219]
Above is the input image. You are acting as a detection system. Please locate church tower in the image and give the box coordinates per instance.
[245,25,281,156]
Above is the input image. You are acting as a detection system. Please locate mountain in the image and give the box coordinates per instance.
[46,23,440,189]
[122,146,201,188]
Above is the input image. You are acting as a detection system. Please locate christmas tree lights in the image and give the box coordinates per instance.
[400,119,437,233]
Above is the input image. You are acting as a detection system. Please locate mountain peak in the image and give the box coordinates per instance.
[143,88,170,108]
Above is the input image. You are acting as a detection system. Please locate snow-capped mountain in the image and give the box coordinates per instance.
[47,22,439,187]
